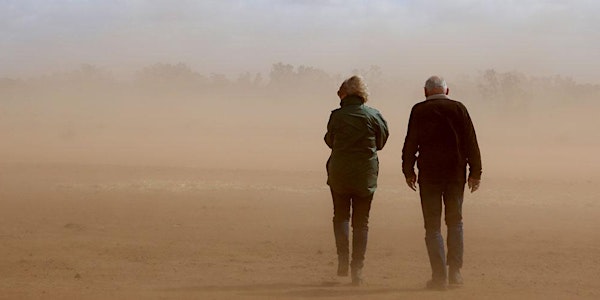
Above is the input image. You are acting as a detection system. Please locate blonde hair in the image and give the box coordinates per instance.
[338,75,369,103]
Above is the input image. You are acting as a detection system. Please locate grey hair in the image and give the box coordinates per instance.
[424,76,447,92]
[339,75,369,102]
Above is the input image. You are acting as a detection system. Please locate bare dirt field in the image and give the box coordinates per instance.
[1,162,599,299]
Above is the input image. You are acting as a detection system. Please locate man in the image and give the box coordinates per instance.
[325,75,389,285]
[401,76,482,290]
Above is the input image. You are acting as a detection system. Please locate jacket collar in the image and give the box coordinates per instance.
[340,95,364,107]
[426,94,450,101]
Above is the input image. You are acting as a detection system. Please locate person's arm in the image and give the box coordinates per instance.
[324,112,335,149]
[374,111,389,151]
[402,106,419,191]
[463,105,482,192]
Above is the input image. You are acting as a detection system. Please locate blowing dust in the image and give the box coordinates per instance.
[2,1,600,298]
[1,64,600,300]
[1,67,598,180]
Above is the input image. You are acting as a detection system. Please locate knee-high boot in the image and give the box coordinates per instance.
[351,225,368,284]
[446,223,463,269]
[425,231,447,282]
[333,221,349,276]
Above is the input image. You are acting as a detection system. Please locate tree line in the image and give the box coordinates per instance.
[1,62,597,112]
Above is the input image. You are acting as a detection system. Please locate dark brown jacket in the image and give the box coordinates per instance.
[402,94,482,183]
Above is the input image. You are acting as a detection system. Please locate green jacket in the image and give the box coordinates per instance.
[325,95,389,196]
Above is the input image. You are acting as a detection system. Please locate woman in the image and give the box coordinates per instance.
[324,75,389,285]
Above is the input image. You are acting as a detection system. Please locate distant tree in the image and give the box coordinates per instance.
[252,73,263,86]
[477,69,530,113]
[269,62,295,87]
[296,65,329,82]
[76,64,113,82]
[478,69,500,101]
[233,72,264,92]
[29,64,114,88]
[500,71,528,108]
[209,73,230,88]
[237,72,252,85]
[268,62,334,94]
[136,63,205,86]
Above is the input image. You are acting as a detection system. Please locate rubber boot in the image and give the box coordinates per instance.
[350,225,368,286]
[351,266,363,286]
[448,266,463,285]
[425,231,447,288]
[447,223,464,273]
[333,221,349,276]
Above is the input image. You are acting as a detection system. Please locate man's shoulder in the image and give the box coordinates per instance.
[411,99,432,112]
[448,98,467,107]
[447,99,470,114]
[412,100,427,108]
[414,98,466,109]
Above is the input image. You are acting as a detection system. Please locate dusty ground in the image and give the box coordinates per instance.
[1,163,599,299]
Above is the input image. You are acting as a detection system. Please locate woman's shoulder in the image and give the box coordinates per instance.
[362,105,384,117]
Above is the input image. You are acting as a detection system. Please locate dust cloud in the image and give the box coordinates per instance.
[2,1,600,299]
[1,65,600,299]
[1,64,599,179]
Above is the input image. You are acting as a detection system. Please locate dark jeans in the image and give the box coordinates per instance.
[419,182,465,281]
[330,189,374,269]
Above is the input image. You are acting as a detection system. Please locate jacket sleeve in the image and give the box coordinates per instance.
[462,105,482,180]
[324,112,335,149]
[401,106,418,178]
[374,111,389,151]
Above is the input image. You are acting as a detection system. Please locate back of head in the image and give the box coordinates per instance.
[338,75,369,103]
[424,76,448,95]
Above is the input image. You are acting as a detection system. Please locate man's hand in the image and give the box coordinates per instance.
[406,175,417,191]
[468,177,481,193]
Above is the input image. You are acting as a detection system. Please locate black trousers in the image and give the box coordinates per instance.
[419,182,465,281]
[330,189,374,269]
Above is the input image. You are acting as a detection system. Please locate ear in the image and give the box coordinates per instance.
[424,87,428,97]
[445,88,450,95]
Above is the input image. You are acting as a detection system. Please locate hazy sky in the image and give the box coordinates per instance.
[1,0,598,82]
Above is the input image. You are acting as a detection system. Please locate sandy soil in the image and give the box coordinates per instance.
[1,163,599,299]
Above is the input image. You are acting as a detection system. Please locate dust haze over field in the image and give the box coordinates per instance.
[2,65,600,179]
[1,1,600,299]
[2,0,599,176]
